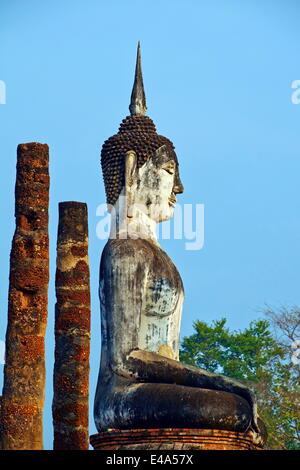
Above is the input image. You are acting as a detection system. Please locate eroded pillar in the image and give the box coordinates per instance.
[1,143,49,450]
[53,202,90,450]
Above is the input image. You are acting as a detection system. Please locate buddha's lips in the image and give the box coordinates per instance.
[169,195,177,207]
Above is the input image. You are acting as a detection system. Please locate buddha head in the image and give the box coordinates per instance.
[124,145,183,223]
[101,42,184,224]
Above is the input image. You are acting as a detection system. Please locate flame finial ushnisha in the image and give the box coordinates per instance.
[129,41,147,116]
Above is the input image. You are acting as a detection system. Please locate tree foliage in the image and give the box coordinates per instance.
[179,308,300,450]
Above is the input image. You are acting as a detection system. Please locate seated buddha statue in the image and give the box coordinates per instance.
[94,43,263,439]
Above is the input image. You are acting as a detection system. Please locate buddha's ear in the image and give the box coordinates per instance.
[125,150,137,188]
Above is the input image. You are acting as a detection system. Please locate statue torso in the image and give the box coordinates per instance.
[99,238,184,373]
[138,242,184,360]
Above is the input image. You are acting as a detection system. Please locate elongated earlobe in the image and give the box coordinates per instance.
[125,150,137,187]
[125,151,137,217]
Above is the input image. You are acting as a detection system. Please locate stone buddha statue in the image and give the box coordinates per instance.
[94,43,262,438]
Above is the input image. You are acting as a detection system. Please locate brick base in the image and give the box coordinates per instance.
[90,428,264,450]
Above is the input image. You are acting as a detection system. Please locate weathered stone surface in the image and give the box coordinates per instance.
[1,142,49,450]
[53,202,90,450]
[90,428,265,451]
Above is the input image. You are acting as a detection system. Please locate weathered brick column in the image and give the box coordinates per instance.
[53,202,91,450]
[0,396,3,450]
[1,143,49,450]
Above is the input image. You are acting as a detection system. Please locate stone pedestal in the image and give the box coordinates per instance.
[90,428,264,451]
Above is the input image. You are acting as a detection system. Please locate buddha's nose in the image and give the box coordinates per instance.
[173,173,184,194]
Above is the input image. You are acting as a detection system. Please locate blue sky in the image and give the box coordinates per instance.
[1,0,299,449]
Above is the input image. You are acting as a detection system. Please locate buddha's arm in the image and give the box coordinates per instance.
[100,239,150,370]
[118,348,258,432]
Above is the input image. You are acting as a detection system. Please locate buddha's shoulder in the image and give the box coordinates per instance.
[101,239,181,280]
[101,238,159,261]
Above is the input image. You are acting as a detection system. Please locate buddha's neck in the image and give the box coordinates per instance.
[109,200,158,245]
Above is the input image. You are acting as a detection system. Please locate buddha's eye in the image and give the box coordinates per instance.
[162,161,175,175]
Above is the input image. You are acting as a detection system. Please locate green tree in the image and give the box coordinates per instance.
[179,310,300,450]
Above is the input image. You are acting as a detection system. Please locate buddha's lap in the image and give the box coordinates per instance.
[97,382,252,432]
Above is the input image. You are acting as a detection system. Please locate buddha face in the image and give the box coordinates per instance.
[126,145,184,223]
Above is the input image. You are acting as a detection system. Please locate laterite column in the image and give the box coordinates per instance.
[53,202,90,450]
[1,143,49,450]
